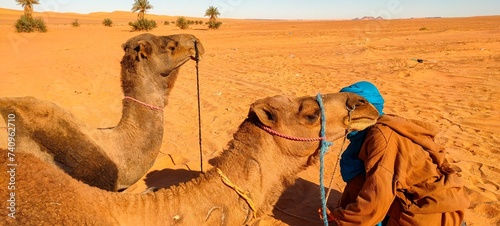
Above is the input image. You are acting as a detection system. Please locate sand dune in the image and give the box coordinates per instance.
[0,8,499,225]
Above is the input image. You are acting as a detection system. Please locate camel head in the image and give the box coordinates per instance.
[120,33,205,96]
[249,92,379,160]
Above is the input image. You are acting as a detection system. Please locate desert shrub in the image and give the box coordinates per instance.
[419,27,428,31]
[207,20,222,29]
[163,21,170,25]
[176,17,189,29]
[198,20,203,25]
[72,19,80,27]
[15,15,47,33]
[103,18,113,27]
[129,18,157,31]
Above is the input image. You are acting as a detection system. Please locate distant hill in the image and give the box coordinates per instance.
[352,16,384,21]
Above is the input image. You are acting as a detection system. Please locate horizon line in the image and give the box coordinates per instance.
[1,7,499,21]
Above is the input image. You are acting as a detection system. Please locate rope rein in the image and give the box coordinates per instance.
[124,96,163,111]
[194,40,256,221]
[325,105,354,200]
[316,94,334,226]
[194,40,204,173]
[325,133,348,199]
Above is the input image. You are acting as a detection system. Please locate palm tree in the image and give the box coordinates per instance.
[131,0,153,20]
[205,6,222,29]
[16,0,40,18]
[204,6,220,22]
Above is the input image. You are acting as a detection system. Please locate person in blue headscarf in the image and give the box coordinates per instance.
[321,81,469,226]
[338,81,386,226]
[338,81,385,184]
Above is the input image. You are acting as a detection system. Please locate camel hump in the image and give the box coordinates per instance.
[1,96,50,125]
[0,96,118,190]
[0,96,85,127]
[1,96,60,113]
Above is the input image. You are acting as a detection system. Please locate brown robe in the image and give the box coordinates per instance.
[330,114,470,226]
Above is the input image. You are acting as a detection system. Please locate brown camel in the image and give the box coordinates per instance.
[0,33,205,191]
[1,93,379,225]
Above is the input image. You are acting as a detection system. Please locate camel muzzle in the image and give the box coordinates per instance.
[193,39,203,62]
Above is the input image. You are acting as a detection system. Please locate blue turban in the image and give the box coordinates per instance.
[339,81,384,182]
[339,81,384,116]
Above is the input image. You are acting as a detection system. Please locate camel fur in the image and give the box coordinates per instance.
[0,93,379,225]
[0,33,205,191]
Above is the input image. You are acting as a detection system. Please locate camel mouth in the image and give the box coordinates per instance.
[345,116,379,132]
[347,116,378,126]
[173,56,193,70]
[190,52,202,61]
[350,116,379,123]
[162,57,191,77]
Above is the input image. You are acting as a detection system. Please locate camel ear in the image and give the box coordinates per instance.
[134,40,152,61]
[251,103,278,127]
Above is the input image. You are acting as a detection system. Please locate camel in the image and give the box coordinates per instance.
[0,33,205,191]
[1,92,379,225]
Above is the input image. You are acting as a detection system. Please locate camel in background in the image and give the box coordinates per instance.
[1,92,379,225]
[0,33,205,191]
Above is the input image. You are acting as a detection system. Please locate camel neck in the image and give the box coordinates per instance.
[125,150,300,224]
[107,171,253,225]
[104,62,178,189]
[117,67,166,136]
[211,121,305,217]
[117,93,164,127]
[116,66,170,132]
[119,65,175,110]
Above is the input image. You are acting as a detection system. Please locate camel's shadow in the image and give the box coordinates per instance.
[143,169,341,225]
[144,168,201,189]
[273,178,341,226]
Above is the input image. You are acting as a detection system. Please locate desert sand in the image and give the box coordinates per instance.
[0,8,499,225]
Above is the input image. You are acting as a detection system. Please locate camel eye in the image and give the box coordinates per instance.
[298,98,320,124]
[166,42,177,52]
[305,114,318,123]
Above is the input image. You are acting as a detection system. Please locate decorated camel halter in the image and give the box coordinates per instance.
[257,124,326,142]
[257,94,331,143]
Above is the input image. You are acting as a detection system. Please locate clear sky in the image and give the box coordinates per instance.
[1,0,499,20]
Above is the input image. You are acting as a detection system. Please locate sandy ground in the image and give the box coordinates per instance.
[0,8,499,225]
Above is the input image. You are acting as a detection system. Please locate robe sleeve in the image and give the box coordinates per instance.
[331,127,397,226]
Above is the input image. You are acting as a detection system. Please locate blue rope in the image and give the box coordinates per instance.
[316,93,333,226]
